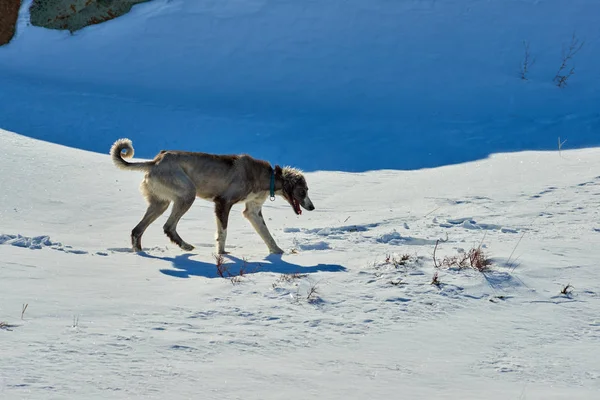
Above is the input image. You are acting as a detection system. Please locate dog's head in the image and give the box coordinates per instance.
[275,165,315,215]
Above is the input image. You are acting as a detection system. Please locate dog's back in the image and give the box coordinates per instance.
[151,151,270,202]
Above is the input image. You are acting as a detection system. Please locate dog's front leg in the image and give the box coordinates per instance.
[243,201,284,254]
[214,198,233,254]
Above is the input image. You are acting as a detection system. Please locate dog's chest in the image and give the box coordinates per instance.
[237,190,269,205]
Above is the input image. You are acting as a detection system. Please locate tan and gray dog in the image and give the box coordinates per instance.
[110,138,315,254]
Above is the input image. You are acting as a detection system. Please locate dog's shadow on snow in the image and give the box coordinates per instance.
[138,252,346,279]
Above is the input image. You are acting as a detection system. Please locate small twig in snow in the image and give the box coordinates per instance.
[558,136,567,158]
[553,33,584,88]
[520,40,536,80]
[431,271,442,288]
[423,207,441,219]
[560,283,574,297]
[433,239,440,268]
[21,303,28,320]
[507,232,526,272]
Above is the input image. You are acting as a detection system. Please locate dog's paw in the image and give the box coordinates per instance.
[270,247,285,255]
[181,243,195,252]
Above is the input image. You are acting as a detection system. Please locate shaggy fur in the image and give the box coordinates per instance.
[110,138,315,254]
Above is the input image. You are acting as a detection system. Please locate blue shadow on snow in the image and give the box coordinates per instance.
[137,252,346,279]
[1,73,599,172]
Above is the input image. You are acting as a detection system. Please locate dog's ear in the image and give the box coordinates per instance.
[275,165,291,193]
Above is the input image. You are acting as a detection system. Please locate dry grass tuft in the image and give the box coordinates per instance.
[214,254,259,285]
[277,272,308,284]
[431,271,442,287]
[214,253,228,278]
[440,247,492,272]
[306,282,320,304]
[384,253,415,268]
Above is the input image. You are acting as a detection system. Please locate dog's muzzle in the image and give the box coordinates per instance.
[301,196,315,211]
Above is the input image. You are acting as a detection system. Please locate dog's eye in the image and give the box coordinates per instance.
[299,190,306,197]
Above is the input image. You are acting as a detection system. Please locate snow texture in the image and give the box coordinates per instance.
[2,129,600,399]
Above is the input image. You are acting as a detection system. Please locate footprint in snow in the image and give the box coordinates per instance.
[284,223,379,237]
[376,231,438,246]
[575,177,600,187]
[385,297,411,303]
[439,217,518,233]
[0,233,88,254]
[530,186,558,199]
[292,239,331,251]
[0,234,54,249]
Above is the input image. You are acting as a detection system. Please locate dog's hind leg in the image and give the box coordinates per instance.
[163,193,196,251]
[146,168,197,251]
[214,198,234,254]
[131,196,170,252]
[243,201,284,254]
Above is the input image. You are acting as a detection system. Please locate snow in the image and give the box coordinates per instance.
[2,0,600,398]
[2,130,600,398]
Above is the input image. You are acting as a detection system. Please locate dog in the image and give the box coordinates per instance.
[110,138,315,254]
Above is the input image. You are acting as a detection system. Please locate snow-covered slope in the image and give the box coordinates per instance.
[2,129,600,398]
[1,0,599,170]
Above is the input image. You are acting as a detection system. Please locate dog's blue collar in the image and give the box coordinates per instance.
[270,168,276,201]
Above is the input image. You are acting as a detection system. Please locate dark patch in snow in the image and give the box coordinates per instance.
[385,297,411,303]
[376,231,438,246]
[304,223,380,236]
[170,345,197,352]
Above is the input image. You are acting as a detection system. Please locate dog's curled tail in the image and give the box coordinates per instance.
[110,138,154,172]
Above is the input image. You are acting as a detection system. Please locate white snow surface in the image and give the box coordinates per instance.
[1,129,600,399]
